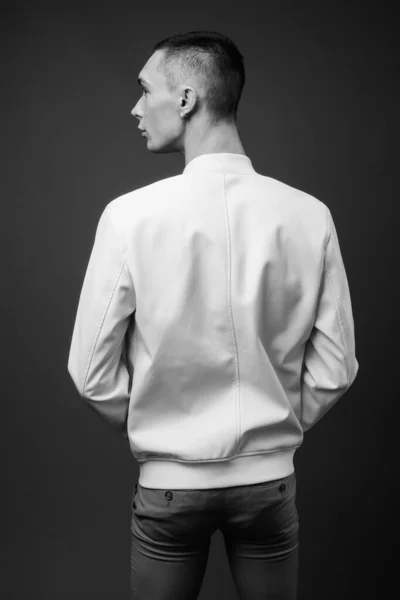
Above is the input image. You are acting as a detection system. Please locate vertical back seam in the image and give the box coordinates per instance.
[223,174,242,454]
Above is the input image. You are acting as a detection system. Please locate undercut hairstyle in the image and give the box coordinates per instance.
[152,30,245,124]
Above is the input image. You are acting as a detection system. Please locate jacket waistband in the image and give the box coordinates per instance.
[137,447,298,490]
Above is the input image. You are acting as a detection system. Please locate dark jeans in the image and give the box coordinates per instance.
[130,471,299,600]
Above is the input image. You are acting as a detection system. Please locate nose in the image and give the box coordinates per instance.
[131,99,141,119]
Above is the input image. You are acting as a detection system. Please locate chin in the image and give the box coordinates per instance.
[146,135,181,154]
[148,145,174,155]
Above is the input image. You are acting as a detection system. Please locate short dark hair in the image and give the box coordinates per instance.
[152,30,245,123]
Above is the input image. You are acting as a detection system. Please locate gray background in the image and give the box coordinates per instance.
[1,0,398,598]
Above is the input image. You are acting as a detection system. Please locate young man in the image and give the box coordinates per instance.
[68,30,359,600]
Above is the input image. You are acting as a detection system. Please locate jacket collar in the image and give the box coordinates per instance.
[183,152,255,175]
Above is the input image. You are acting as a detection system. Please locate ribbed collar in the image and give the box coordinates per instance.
[183,152,255,175]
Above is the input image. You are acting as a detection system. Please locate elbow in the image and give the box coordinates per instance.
[67,356,85,397]
[347,356,360,390]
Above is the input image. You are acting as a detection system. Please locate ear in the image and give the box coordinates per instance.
[180,87,197,119]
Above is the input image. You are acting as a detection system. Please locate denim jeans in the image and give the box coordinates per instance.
[130,471,299,599]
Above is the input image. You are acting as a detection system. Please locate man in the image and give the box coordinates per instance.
[68,30,359,600]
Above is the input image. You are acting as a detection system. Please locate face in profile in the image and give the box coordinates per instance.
[131,50,187,154]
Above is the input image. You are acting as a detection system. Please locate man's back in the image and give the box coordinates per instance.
[68,152,359,490]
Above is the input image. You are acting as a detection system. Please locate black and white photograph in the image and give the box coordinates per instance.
[1,1,397,598]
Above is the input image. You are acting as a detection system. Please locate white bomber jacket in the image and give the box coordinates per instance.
[67,152,359,489]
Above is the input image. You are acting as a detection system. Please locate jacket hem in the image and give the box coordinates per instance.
[137,447,299,489]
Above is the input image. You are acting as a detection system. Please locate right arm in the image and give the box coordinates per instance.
[300,207,359,432]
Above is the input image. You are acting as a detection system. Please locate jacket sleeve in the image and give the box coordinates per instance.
[300,207,359,432]
[67,204,136,435]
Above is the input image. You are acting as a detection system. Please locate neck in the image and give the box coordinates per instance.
[180,118,247,166]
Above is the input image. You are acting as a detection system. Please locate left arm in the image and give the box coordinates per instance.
[67,204,136,435]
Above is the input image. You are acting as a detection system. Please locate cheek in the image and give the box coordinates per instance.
[153,100,179,129]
